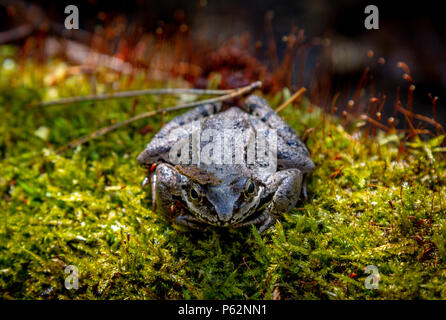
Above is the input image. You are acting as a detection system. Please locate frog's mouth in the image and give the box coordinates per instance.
[175,190,273,228]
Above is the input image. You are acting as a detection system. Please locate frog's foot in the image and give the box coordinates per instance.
[232,211,275,233]
[232,210,267,228]
[151,163,185,219]
[263,168,303,230]
[258,213,275,233]
[175,214,207,231]
[301,180,308,201]
[268,168,303,209]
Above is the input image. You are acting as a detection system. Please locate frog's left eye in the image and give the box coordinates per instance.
[190,188,199,199]
[244,180,256,197]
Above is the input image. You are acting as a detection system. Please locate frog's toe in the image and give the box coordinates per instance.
[257,214,275,233]
[232,210,274,233]
[301,181,308,201]
[175,214,206,231]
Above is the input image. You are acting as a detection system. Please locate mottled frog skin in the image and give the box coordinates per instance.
[137,95,314,232]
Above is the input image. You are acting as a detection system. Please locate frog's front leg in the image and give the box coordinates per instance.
[149,163,182,218]
[150,163,207,230]
[235,168,303,233]
[259,168,303,232]
[175,215,207,231]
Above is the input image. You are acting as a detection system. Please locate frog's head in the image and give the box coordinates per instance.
[180,172,265,227]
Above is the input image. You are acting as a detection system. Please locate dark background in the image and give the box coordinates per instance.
[1,0,445,126]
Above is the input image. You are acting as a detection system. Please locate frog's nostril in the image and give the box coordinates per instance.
[215,206,233,222]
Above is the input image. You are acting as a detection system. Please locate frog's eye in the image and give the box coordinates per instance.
[244,180,256,197]
[190,188,199,199]
[189,185,203,203]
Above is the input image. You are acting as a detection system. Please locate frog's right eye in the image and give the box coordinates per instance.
[189,185,204,202]
[244,179,256,197]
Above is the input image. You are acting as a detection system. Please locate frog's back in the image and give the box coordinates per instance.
[138,101,313,180]
[199,107,278,181]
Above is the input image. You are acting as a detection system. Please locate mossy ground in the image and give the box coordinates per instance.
[1,46,445,299]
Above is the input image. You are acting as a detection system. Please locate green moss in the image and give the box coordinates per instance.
[0,50,445,300]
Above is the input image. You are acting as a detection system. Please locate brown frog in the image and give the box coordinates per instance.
[137,95,314,232]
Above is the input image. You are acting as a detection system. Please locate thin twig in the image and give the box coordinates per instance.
[276,87,306,113]
[0,24,34,44]
[56,81,262,153]
[360,114,389,131]
[398,104,445,133]
[38,87,236,107]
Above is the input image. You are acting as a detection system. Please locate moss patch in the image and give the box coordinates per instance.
[1,48,445,299]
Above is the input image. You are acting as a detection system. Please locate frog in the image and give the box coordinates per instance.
[137,95,314,233]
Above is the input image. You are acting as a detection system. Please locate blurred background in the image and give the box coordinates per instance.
[1,0,445,128]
